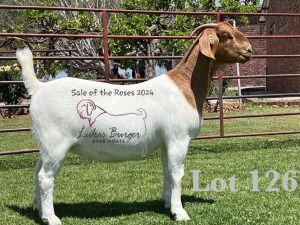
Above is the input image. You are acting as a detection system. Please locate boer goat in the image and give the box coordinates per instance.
[16,22,252,225]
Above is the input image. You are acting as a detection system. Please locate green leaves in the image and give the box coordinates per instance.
[22,9,101,34]
[1,0,259,79]
[219,0,259,24]
[18,2,102,79]
[0,64,26,115]
[109,0,259,75]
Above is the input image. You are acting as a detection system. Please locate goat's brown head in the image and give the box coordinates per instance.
[190,21,252,64]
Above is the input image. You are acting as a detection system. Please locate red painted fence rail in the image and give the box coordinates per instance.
[0,6,299,155]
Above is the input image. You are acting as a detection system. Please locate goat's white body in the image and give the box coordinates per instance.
[30,76,201,162]
[17,47,201,225]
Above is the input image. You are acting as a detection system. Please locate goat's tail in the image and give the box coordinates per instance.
[137,108,147,119]
[16,47,42,95]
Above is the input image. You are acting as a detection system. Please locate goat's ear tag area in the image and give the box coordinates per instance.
[209,34,214,45]
[199,28,219,60]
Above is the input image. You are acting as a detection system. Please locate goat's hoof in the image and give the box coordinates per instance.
[41,215,62,225]
[172,209,190,221]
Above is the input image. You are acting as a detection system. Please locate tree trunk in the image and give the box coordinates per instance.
[145,40,157,78]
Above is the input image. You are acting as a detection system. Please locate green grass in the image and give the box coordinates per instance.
[0,105,299,224]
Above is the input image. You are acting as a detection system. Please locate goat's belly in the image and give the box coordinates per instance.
[70,141,157,162]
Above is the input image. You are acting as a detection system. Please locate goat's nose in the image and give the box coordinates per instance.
[247,47,253,54]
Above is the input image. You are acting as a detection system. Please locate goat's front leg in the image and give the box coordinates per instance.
[167,139,190,221]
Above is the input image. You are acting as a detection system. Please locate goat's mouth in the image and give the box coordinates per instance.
[237,53,252,63]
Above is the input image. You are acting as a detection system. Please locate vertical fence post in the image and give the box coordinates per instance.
[216,12,225,137]
[68,50,74,77]
[216,12,221,24]
[218,69,225,137]
[102,9,110,81]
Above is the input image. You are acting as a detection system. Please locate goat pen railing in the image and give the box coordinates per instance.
[0,5,299,155]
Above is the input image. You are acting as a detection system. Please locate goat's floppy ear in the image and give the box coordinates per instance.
[86,101,96,116]
[199,28,219,60]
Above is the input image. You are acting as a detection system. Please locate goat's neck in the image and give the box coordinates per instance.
[167,46,221,114]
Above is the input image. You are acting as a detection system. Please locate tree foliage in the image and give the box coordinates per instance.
[0,0,259,79]
[18,1,102,79]
[0,64,26,118]
[1,0,118,79]
[109,0,258,77]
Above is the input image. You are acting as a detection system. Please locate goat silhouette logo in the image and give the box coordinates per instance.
[76,99,148,156]
[77,99,147,127]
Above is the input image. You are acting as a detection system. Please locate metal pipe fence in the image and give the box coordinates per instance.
[0,6,299,155]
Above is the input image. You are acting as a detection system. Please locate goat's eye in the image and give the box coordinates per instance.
[222,33,230,39]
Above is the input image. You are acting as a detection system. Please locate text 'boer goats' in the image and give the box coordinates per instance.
[16,22,251,225]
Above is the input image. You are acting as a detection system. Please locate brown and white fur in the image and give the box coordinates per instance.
[16,22,251,225]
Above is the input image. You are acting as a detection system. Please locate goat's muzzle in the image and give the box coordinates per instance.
[237,45,252,63]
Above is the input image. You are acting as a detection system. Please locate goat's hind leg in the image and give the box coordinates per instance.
[160,147,171,209]
[37,145,68,225]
